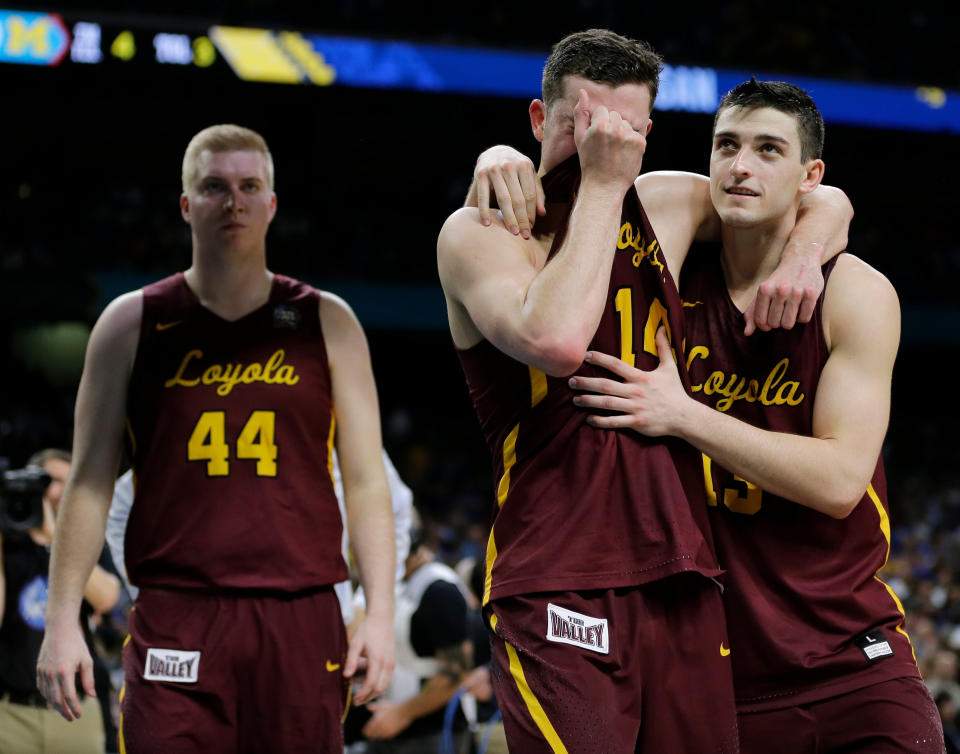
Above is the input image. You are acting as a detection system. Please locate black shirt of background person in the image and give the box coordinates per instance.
[0,536,94,696]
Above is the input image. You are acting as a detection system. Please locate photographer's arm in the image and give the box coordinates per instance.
[83,564,121,616]
[37,291,141,721]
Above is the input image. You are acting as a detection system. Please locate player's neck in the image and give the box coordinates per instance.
[183,261,274,321]
[719,216,795,310]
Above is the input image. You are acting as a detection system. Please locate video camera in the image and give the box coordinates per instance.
[0,457,50,535]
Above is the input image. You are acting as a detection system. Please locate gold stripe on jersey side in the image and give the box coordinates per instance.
[484,368,548,607]
[341,682,352,724]
[496,425,520,507]
[489,614,568,753]
[867,483,917,660]
[118,682,127,754]
[482,528,498,606]
[528,366,548,407]
[326,412,336,481]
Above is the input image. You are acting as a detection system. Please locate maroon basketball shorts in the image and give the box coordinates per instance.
[119,586,348,754]
[738,675,944,754]
[485,573,739,753]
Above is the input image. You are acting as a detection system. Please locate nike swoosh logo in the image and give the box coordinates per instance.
[156,320,185,331]
[326,661,341,672]
[720,643,731,657]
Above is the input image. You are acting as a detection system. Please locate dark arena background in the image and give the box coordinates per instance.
[2,1,959,750]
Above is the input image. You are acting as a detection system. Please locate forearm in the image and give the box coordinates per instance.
[345,482,395,620]
[677,399,871,518]
[47,487,110,627]
[398,673,462,724]
[519,187,624,366]
[794,185,853,262]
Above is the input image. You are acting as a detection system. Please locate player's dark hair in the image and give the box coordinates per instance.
[542,29,664,109]
[714,77,825,162]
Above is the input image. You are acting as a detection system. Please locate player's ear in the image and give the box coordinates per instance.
[180,193,191,223]
[267,192,277,222]
[529,99,546,143]
[799,159,825,195]
[645,119,653,136]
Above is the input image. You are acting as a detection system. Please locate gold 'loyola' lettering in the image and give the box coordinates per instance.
[165,349,300,396]
[687,348,805,412]
[617,222,664,273]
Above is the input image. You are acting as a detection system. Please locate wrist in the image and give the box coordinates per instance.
[578,177,631,203]
[783,239,825,264]
[675,397,710,444]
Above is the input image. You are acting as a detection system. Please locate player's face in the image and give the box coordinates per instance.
[531,74,652,175]
[42,457,70,513]
[181,150,277,252]
[710,106,823,228]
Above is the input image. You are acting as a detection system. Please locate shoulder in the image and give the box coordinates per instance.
[824,253,899,349]
[825,254,898,309]
[317,291,365,344]
[635,170,709,204]
[316,292,374,380]
[437,207,530,274]
[92,290,143,350]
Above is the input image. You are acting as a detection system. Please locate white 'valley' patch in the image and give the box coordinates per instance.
[144,648,201,683]
[546,603,609,655]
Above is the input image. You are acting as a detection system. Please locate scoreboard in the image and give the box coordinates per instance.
[2,7,958,134]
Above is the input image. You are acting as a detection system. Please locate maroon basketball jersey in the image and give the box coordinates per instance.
[681,246,920,710]
[125,273,346,591]
[458,156,720,605]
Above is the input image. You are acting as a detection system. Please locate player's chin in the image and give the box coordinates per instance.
[715,206,760,228]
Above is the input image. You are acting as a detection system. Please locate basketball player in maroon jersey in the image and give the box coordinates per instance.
[439,30,855,752]
[571,80,944,752]
[35,125,396,753]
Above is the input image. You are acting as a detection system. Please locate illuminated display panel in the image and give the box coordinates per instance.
[1,8,956,133]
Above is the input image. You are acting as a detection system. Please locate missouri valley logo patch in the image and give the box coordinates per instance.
[855,630,894,662]
[144,648,201,683]
[546,603,609,654]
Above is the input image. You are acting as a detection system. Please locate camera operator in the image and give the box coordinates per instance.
[1,449,120,754]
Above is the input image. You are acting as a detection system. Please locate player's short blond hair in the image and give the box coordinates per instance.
[181,124,275,192]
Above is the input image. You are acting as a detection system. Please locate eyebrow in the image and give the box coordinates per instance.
[714,130,791,146]
[201,175,264,184]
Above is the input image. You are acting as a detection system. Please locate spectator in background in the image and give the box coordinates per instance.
[937,691,960,754]
[927,650,960,707]
[360,525,473,754]
[1,449,119,754]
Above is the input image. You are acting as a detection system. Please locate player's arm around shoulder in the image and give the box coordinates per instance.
[437,206,581,374]
[318,292,395,703]
[813,253,900,514]
[635,171,718,273]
